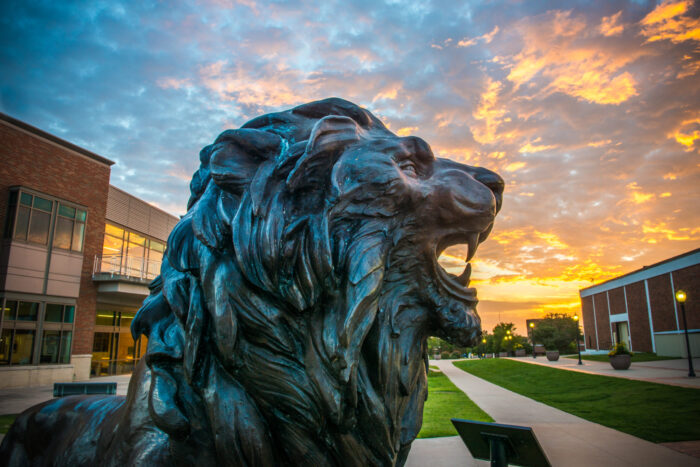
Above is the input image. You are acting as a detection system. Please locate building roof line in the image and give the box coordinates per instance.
[580,247,700,297]
[0,112,115,166]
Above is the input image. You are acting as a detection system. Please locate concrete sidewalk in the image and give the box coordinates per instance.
[508,355,700,388]
[0,374,132,416]
[415,359,700,467]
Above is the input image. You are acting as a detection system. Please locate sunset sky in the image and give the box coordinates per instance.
[1,0,698,334]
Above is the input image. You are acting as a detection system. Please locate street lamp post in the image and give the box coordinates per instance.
[529,322,536,358]
[675,290,695,378]
[573,315,583,365]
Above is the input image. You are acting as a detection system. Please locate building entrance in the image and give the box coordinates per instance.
[91,309,147,376]
[613,322,631,350]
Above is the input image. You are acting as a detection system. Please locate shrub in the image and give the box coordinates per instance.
[609,343,633,357]
[450,351,461,359]
[441,351,451,360]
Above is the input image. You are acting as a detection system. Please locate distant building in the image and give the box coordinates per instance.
[579,249,699,357]
[0,113,178,388]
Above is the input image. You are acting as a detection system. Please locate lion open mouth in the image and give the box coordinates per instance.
[434,229,491,304]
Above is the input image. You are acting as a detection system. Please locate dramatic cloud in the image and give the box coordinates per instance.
[1,0,698,334]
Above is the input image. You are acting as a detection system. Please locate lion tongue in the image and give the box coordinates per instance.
[456,262,471,287]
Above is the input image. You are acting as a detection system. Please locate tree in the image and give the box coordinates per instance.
[532,313,578,352]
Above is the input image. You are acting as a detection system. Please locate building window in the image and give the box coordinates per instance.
[97,223,165,280]
[4,188,87,252]
[53,203,86,252]
[7,192,54,245]
[0,299,75,366]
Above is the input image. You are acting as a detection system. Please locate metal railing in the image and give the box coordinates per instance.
[93,254,161,282]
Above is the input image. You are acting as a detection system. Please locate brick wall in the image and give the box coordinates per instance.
[608,287,626,315]
[593,292,612,349]
[625,281,653,352]
[647,274,677,332]
[580,295,597,349]
[0,120,111,355]
[672,263,700,329]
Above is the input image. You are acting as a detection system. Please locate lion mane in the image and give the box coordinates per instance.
[0,98,503,467]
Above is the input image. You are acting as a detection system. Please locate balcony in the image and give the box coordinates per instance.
[92,255,160,305]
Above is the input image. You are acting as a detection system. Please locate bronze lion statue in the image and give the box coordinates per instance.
[0,98,503,466]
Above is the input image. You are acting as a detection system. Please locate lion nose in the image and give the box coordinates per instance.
[471,168,504,213]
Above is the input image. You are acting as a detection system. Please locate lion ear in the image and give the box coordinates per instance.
[210,129,282,195]
[286,116,362,192]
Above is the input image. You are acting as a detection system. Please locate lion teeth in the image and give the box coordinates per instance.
[466,233,479,262]
[456,262,471,287]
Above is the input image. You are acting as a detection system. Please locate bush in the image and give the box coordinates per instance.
[441,351,451,360]
[609,343,633,357]
[450,351,461,359]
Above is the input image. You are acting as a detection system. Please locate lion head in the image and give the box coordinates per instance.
[132,98,503,466]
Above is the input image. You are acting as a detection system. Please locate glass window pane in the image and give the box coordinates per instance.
[71,222,85,252]
[11,330,35,365]
[3,301,18,320]
[105,223,124,238]
[53,217,73,249]
[147,249,162,278]
[40,330,61,364]
[76,210,86,222]
[33,196,53,212]
[14,206,30,241]
[0,329,12,365]
[64,306,74,324]
[58,204,76,218]
[128,232,146,254]
[91,332,112,376]
[96,311,116,326]
[20,193,32,207]
[103,233,124,256]
[45,304,63,322]
[150,240,165,253]
[120,312,135,329]
[17,301,38,321]
[28,210,50,244]
[60,331,72,364]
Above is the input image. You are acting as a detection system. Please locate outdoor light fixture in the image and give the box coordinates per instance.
[573,315,583,365]
[675,289,695,377]
[530,322,536,359]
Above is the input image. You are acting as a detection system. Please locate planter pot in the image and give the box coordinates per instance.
[515,349,526,357]
[610,354,631,370]
[498,352,508,358]
[546,350,560,361]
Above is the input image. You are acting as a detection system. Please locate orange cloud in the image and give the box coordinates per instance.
[669,117,700,151]
[504,161,526,172]
[642,221,700,242]
[599,11,624,37]
[519,137,557,153]
[505,10,640,104]
[396,126,419,136]
[471,78,508,144]
[198,60,308,107]
[458,25,500,47]
[640,0,700,44]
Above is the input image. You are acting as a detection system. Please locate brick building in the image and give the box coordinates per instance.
[579,249,700,357]
[0,113,178,388]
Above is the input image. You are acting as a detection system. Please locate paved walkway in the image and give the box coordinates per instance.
[408,359,700,467]
[508,355,700,388]
[2,366,699,466]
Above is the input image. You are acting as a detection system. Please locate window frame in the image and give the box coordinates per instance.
[4,187,88,253]
[0,297,76,367]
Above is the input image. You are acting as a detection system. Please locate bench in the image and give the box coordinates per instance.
[53,382,117,397]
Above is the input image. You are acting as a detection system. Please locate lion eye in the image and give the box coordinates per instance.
[399,161,418,177]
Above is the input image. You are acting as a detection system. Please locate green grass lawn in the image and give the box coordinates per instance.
[453,359,700,443]
[417,368,493,438]
[564,353,679,363]
[0,414,18,434]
